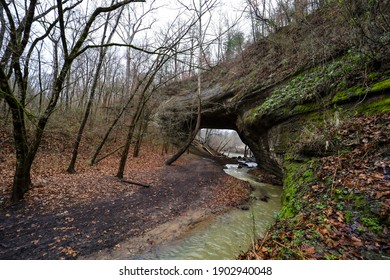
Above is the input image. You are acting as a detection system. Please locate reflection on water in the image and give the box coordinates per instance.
[133,166,282,260]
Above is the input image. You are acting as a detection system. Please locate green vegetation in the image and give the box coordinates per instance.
[371,77,390,92]
[331,85,365,103]
[332,78,390,104]
[361,217,383,234]
[245,49,390,128]
[246,52,367,123]
[279,159,316,219]
[357,97,390,114]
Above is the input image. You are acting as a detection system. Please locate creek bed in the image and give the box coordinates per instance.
[133,165,282,260]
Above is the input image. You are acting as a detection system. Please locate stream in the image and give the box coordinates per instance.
[133,163,282,260]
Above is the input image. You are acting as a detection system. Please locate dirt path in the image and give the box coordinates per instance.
[0,154,247,259]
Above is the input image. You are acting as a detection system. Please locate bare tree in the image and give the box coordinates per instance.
[115,19,198,177]
[88,1,159,166]
[245,0,276,39]
[132,105,151,157]
[67,3,124,173]
[0,0,145,203]
[165,0,219,165]
[338,0,390,53]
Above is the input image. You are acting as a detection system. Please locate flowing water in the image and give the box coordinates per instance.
[133,165,282,260]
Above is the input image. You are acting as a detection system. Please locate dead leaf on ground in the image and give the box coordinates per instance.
[302,246,316,255]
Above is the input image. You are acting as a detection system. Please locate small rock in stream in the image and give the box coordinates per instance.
[236,205,250,211]
[259,195,270,202]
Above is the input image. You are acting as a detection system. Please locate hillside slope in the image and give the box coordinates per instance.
[159,2,390,259]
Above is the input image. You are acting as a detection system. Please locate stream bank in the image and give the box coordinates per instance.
[0,151,248,260]
[129,165,281,260]
[81,156,282,260]
[240,113,390,260]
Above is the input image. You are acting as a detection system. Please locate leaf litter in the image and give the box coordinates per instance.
[0,137,248,259]
[239,113,389,260]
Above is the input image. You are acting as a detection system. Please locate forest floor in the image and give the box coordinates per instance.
[0,138,249,260]
[239,114,390,260]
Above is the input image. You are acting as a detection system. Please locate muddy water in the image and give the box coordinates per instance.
[133,165,282,260]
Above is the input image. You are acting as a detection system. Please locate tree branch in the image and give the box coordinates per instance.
[57,0,69,58]
[120,179,151,188]
[68,0,145,61]
[76,42,162,57]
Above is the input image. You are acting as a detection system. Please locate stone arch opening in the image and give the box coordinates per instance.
[196,128,254,159]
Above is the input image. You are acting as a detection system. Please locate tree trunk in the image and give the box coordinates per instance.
[116,123,136,179]
[161,142,170,155]
[89,113,120,166]
[12,154,32,203]
[165,94,201,165]
[133,135,142,158]
[89,91,136,165]
[66,77,97,173]
[6,53,74,202]
[66,120,86,173]
[116,96,145,179]
[67,10,119,173]
[94,145,124,164]
[1,65,32,202]
[133,110,149,157]
[10,109,32,203]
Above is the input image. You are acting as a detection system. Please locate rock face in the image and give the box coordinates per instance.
[160,55,390,181]
[202,76,390,180]
[157,7,390,181]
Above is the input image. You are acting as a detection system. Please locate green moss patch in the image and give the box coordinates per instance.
[244,51,377,126]
[357,96,390,115]
[332,78,390,104]
[371,78,390,93]
[279,159,316,219]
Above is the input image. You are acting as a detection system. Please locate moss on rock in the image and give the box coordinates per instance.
[370,77,390,92]
[332,78,390,104]
[279,158,317,219]
[357,96,390,115]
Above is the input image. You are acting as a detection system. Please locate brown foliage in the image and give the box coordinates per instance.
[239,114,390,260]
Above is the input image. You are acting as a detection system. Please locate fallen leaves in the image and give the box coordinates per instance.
[61,246,78,258]
[376,191,390,199]
[351,236,363,247]
[213,176,250,208]
[302,246,316,255]
[65,217,74,223]
[1,137,247,260]
[239,114,390,260]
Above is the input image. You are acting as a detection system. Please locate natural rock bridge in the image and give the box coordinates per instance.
[158,65,390,182]
[158,81,285,180]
